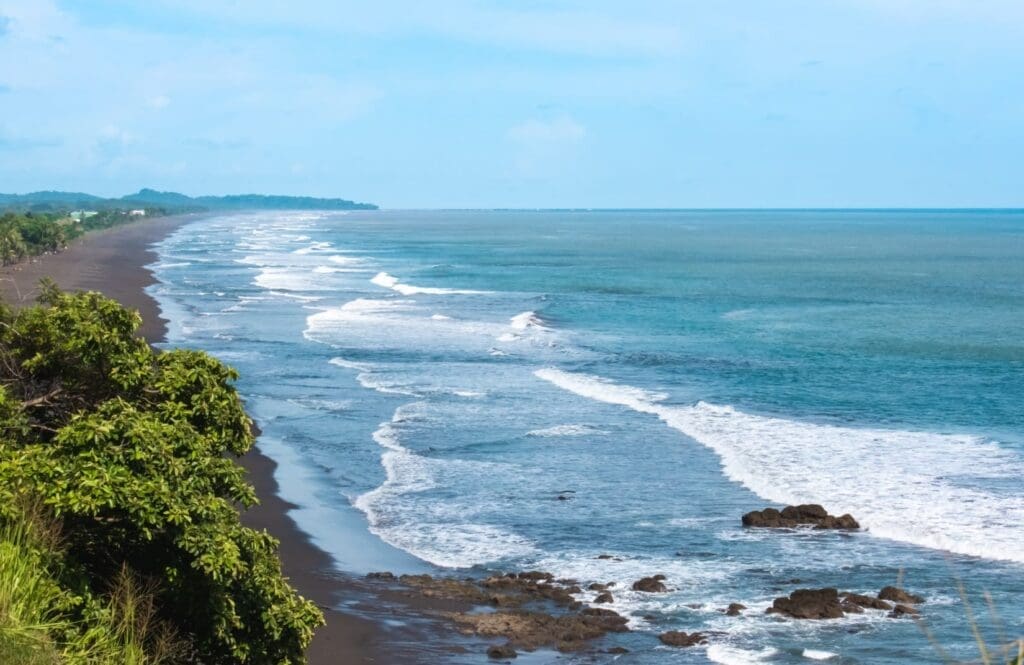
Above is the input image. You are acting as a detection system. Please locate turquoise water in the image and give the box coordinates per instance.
[151,210,1024,663]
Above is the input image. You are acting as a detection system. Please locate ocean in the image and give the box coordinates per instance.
[150,209,1024,663]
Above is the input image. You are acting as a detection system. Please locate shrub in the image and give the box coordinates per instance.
[0,286,323,663]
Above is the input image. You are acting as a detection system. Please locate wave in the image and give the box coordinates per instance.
[802,650,838,661]
[526,424,609,438]
[509,310,549,331]
[534,368,1024,564]
[707,646,778,664]
[328,356,418,396]
[253,267,331,292]
[371,271,490,296]
[292,241,333,254]
[353,408,537,568]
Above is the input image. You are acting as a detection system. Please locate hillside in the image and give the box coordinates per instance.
[0,188,378,213]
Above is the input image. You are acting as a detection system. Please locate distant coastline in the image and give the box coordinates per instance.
[0,188,378,213]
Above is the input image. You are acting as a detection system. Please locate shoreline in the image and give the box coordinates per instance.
[0,215,393,663]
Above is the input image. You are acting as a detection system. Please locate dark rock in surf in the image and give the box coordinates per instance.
[889,604,920,618]
[742,504,860,530]
[767,588,844,620]
[725,603,747,616]
[879,586,924,604]
[594,592,614,604]
[659,631,708,647]
[632,576,668,593]
[487,643,517,659]
[840,592,892,611]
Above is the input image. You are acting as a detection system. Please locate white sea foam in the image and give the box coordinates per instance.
[509,310,549,331]
[328,254,367,265]
[431,313,452,320]
[707,645,778,664]
[328,356,418,396]
[371,271,490,296]
[354,410,536,568]
[535,368,1024,563]
[526,424,609,438]
[292,241,333,254]
[803,650,837,660]
[254,267,330,292]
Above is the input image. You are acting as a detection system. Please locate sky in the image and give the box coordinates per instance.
[0,1,1022,208]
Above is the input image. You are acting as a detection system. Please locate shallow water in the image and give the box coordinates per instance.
[150,210,1024,663]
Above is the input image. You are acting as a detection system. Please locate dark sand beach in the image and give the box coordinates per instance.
[0,215,397,664]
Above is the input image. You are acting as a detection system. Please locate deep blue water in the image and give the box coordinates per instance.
[150,210,1024,664]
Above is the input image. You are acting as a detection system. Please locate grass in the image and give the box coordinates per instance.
[0,506,179,664]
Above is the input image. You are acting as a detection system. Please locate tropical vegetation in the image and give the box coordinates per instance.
[0,285,323,663]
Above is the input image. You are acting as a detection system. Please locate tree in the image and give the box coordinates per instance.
[0,285,323,663]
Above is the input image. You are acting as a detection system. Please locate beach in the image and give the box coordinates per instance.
[4,209,1021,663]
[0,215,392,664]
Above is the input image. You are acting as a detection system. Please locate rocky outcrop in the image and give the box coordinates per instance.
[742,504,859,529]
[879,586,924,604]
[594,592,614,604]
[889,604,919,618]
[392,570,633,655]
[724,603,747,616]
[488,644,517,659]
[769,587,924,621]
[449,608,629,653]
[767,588,845,619]
[632,575,668,593]
[840,592,892,611]
[659,631,708,647]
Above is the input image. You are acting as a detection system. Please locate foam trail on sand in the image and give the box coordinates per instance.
[353,406,536,568]
[534,367,1024,563]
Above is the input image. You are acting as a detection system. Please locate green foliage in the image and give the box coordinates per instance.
[0,212,76,264]
[0,505,177,664]
[0,289,323,663]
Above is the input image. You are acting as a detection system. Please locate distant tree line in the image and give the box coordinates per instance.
[0,209,168,265]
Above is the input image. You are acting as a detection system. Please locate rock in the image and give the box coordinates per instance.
[487,643,517,659]
[889,604,920,618]
[450,608,629,652]
[840,592,893,611]
[606,646,629,654]
[366,571,395,580]
[725,603,747,616]
[632,576,668,593]
[743,505,859,530]
[518,571,555,583]
[659,631,708,647]
[589,583,610,591]
[879,586,924,604]
[840,600,864,614]
[595,592,614,604]
[767,588,844,620]
[597,554,614,560]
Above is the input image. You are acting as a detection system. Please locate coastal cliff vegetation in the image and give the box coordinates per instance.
[0,284,323,663]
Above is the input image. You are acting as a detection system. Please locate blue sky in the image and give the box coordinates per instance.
[0,1,1022,208]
